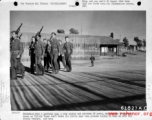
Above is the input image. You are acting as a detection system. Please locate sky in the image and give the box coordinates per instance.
[10,11,146,44]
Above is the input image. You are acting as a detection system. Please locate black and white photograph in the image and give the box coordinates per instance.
[10,11,146,111]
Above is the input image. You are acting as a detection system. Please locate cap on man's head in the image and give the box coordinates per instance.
[47,39,50,42]
[37,34,41,38]
[65,36,69,39]
[11,31,17,34]
[32,36,35,39]
[51,32,56,36]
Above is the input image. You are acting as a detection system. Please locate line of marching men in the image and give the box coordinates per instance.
[29,32,73,76]
[10,31,73,80]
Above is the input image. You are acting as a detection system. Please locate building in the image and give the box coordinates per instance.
[20,33,121,61]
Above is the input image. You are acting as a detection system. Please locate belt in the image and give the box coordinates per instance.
[52,48,58,50]
[11,50,19,54]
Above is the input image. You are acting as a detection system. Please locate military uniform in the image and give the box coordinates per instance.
[47,43,54,71]
[34,40,44,75]
[58,43,66,70]
[64,42,73,72]
[50,38,61,73]
[10,38,24,79]
[44,43,49,71]
[90,56,95,66]
[29,42,35,74]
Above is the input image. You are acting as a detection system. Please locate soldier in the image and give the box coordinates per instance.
[90,54,95,67]
[43,39,49,72]
[58,40,67,71]
[16,35,25,78]
[29,36,36,74]
[50,32,61,74]
[47,40,54,72]
[35,35,44,76]
[64,36,73,72]
[10,31,24,80]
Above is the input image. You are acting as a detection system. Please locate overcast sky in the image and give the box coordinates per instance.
[10,11,146,44]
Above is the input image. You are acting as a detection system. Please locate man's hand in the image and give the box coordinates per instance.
[16,54,20,58]
[58,53,60,56]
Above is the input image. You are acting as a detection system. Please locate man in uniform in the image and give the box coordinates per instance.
[90,54,95,67]
[47,40,54,72]
[16,34,25,78]
[10,31,24,80]
[50,32,61,74]
[35,35,44,76]
[58,40,67,71]
[29,36,36,74]
[64,36,73,72]
[43,39,49,72]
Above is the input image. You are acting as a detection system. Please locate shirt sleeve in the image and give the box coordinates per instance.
[41,42,45,56]
[18,41,24,56]
[71,43,73,54]
[29,44,31,56]
[57,40,61,53]
[62,44,65,54]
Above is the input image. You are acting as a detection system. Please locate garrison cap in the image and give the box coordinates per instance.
[51,32,56,35]
[11,31,18,34]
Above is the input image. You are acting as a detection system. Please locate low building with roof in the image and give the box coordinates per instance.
[20,33,122,60]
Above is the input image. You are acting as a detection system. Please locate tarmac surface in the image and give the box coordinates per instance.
[11,51,146,110]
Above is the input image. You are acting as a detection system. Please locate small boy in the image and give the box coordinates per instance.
[90,54,95,67]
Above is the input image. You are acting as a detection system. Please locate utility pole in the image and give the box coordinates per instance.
[81,23,82,35]
[120,35,121,42]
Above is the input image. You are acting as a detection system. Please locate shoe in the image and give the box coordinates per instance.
[64,68,67,72]
[55,70,59,74]
[42,69,44,75]
[51,71,55,74]
[21,72,25,79]
[66,68,69,72]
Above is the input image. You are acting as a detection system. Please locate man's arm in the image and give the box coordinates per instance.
[29,44,31,56]
[41,41,45,57]
[70,43,73,54]
[57,40,61,55]
[18,41,24,57]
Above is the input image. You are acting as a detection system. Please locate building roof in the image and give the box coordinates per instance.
[100,36,121,45]
[20,32,121,45]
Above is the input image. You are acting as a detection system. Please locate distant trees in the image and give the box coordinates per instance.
[134,37,144,50]
[143,39,146,50]
[57,29,65,34]
[69,28,79,34]
[110,32,114,38]
[123,37,129,52]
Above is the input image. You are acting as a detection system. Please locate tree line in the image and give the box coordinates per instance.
[123,37,146,50]
[57,28,79,34]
